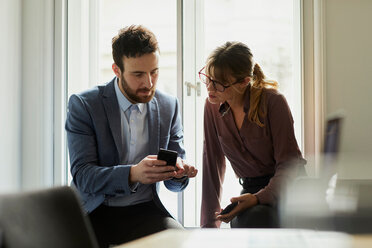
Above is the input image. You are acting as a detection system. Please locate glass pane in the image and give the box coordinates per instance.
[99,0,178,96]
[203,0,296,103]
[99,0,179,217]
[183,0,301,228]
[67,0,179,218]
[206,0,299,228]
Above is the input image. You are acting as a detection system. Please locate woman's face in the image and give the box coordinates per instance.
[206,70,239,105]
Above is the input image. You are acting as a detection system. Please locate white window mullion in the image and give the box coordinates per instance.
[182,0,198,227]
[177,0,185,225]
[293,0,304,152]
[303,0,325,177]
[194,0,206,228]
[53,0,68,185]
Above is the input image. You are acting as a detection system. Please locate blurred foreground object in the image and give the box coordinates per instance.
[0,186,99,248]
[280,115,372,233]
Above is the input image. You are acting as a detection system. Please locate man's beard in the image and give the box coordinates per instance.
[120,75,156,103]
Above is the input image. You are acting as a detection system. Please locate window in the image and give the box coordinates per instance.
[182,0,302,227]
[67,0,303,228]
[67,0,180,217]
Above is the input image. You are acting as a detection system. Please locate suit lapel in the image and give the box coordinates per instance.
[102,79,123,161]
[147,96,160,154]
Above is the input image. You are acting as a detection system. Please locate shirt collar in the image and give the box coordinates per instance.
[114,77,132,112]
[137,103,145,113]
[114,77,145,113]
[218,102,231,117]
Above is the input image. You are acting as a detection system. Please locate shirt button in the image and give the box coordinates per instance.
[131,141,134,145]
[131,119,134,122]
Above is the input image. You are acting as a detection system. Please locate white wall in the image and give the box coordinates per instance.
[0,0,57,192]
[0,0,22,192]
[324,0,372,178]
[21,0,55,189]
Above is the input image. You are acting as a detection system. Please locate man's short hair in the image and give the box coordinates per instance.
[112,25,159,71]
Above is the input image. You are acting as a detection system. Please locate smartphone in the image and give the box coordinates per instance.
[220,202,238,215]
[157,148,178,167]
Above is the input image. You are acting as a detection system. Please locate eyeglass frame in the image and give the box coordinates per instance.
[198,66,244,92]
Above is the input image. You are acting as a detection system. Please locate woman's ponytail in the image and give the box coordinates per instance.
[248,63,278,127]
[252,63,265,88]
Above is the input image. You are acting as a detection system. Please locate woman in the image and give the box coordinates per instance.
[200,41,306,228]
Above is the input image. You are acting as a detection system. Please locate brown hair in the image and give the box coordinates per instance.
[206,41,278,127]
[112,25,159,71]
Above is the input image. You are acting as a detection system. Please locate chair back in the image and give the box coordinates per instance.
[0,186,98,248]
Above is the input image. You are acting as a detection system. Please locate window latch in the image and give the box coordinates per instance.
[184,81,201,96]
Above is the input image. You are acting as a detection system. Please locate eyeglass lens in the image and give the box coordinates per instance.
[200,73,225,92]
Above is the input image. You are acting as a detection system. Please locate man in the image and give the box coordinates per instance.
[65,25,197,247]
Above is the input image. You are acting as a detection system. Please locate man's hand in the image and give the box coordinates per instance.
[173,158,198,179]
[129,155,178,184]
[215,193,258,223]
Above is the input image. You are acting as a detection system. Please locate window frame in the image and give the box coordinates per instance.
[58,0,325,227]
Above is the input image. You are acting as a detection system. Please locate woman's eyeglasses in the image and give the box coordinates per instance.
[198,66,243,92]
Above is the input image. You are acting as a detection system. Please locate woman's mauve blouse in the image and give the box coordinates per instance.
[201,86,306,228]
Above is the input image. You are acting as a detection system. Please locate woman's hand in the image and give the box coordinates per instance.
[173,158,198,178]
[215,193,258,223]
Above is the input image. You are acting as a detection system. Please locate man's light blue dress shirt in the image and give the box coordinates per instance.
[105,78,153,206]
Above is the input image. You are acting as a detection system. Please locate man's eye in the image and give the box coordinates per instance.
[134,73,142,78]
[151,70,158,75]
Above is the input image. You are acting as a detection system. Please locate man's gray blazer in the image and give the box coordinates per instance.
[65,78,188,215]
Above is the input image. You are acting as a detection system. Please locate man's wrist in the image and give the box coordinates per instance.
[129,165,138,185]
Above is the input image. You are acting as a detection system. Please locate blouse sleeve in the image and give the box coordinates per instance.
[254,93,306,205]
[200,99,226,228]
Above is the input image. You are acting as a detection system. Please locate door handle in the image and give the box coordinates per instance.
[185,81,201,96]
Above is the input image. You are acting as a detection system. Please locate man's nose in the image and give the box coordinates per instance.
[144,73,153,88]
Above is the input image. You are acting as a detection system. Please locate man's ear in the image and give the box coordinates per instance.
[112,63,121,77]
